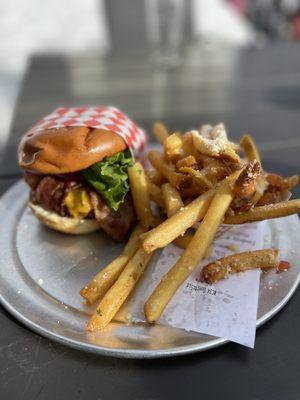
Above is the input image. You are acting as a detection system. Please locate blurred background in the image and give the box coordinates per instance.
[1,0,300,163]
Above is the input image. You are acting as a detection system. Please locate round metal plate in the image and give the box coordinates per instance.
[0,181,299,358]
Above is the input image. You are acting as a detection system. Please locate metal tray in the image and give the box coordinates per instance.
[0,181,299,358]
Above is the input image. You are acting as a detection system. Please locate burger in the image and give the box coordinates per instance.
[18,107,146,241]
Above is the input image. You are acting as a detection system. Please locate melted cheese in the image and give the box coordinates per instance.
[64,189,92,219]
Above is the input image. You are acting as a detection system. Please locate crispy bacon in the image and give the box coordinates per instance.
[25,172,134,241]
[231,161,261,212]
[57,172,86,183]
[24,171,43,190]
[27,172,83,216]
[256,187,284,206]
[35,176,67,216]
[90,192,135,241]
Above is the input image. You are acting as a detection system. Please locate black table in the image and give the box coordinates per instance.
[1,43,300,400]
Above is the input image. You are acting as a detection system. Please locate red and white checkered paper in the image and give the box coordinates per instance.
[26,107,147,160]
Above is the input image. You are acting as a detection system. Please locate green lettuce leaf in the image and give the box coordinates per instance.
[82,149,133,211]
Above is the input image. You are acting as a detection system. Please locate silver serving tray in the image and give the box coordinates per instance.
[0,181,299,358]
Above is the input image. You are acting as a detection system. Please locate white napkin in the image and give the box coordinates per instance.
[128,222,266,348]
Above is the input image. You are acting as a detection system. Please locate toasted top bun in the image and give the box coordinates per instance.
[29,201,101,234]
[18,126,127,174]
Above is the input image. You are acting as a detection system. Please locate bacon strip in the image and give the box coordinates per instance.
[25,172,134,241]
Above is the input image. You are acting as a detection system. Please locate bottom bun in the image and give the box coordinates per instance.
[29,201,101,235]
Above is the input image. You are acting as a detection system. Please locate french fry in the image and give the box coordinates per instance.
[230,142,240,152]
[200,249,280,284]
[240,134,263,206]
[174,130,183,139]
[183,197,194,206]
[192,125,240,163]
[265,173,285,188]
[128,162,154,228]
[284,175,299,190]
[113,298,133,323]
[199,161,228,184]
[240,134,261,164]
[176,155,197,170]
[147,180,164,208]
[224,199,300,224]
[182,131,198,158]
[196,153,220,167]
[179,186,203,199]
[144,169,243,323]
[113,237,194,326]
[252,191,263,207]
[153,121,169,144]
[230,161,262,212]
[148,150,187,188]
[179,166,213,190]
[162,183,184,217]
[173,231,194,249]
[146,168,165,186]
[142,188,215,253]
[266,173,299,191]
[256,189,290,207]
[251,175,268,206]
[234,161,261,198]
[163,133,183,162]
[80,225,145,304]
[87,248,153,331]
[194,135,240,163]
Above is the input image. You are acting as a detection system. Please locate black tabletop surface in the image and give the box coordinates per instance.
[1,43,300,399]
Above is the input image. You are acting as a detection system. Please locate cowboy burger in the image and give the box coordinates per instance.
[18,107,146,241]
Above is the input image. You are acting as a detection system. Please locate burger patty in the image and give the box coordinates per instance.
[24,171,135,241]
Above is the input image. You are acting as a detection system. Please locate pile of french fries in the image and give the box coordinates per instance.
[81,121,299,331]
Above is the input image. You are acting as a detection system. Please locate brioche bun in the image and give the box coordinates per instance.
[18,126,127,174]
[29,201,101,235]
